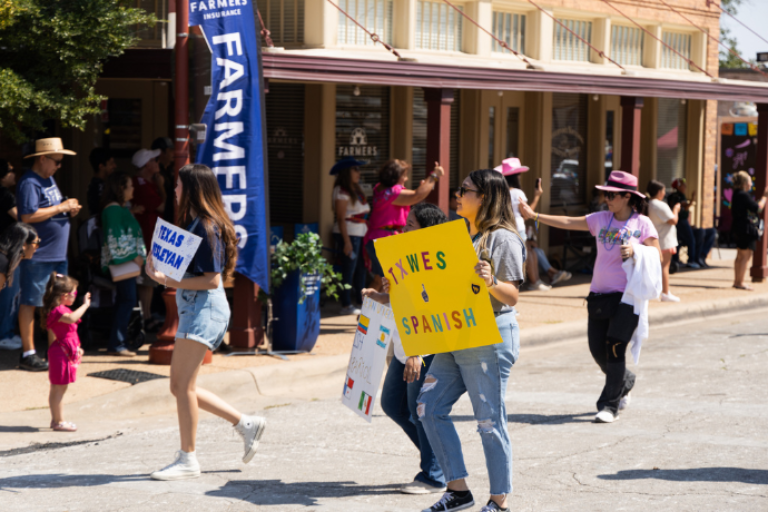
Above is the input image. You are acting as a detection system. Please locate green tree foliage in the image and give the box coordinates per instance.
[719,0,752,69]
[0,1,155,143]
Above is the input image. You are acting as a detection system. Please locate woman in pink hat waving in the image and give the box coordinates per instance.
[519,170,661,424]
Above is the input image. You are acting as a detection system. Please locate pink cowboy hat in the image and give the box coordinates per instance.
[494,157,529,176]
[595,170,645,199]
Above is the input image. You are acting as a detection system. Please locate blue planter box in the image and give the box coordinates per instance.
[272,271,321,353]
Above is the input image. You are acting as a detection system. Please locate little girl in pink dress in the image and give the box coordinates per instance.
[42,273,91,432]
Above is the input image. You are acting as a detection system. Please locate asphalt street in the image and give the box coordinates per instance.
[1,312,766,511]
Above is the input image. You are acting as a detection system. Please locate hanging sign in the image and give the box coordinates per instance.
[190,0,271,292]
[374,220,502,357]
[341,297,395,423]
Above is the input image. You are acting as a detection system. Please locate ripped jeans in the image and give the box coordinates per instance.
[417,311,519,496]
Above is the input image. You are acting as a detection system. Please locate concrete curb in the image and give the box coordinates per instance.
[522,292,768,346]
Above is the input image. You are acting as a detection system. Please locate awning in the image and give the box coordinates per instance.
[262,52,768,103]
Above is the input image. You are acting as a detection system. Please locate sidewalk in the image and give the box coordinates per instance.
[1,249,765,416]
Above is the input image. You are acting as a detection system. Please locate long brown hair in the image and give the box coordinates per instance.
[333,167,365,207]
[41,273,78,330]
[102,170,132,207]
[468,169,522,255]
[177,164,238,280]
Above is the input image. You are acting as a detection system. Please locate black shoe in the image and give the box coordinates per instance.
[422,491,475,512]
[19,353,48,372]
[480,500,510,512]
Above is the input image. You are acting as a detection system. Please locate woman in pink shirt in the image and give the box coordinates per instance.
[519,171,660,424]
[364,159,444,290]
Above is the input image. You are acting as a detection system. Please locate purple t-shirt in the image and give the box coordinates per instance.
[586,211,658,294]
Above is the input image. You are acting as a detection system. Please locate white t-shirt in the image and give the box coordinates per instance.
[389,302,430,365]
[509,188,528,235]
[648,198,677,251]
[332,186,370,238]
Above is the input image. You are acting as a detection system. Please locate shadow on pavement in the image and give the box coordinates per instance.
[0,473,149,491]
[451,413,593,425]
[0,426,40,433]
[598,468,768,484]
[206,480,401,506]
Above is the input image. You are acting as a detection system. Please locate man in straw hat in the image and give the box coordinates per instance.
[17,138,81,372]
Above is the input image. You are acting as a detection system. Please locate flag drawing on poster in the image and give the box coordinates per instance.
[341,298,396,423]
[358,392,373,416]
[377,325,390,349]
[357,315,370,335]
[343,376,354,399]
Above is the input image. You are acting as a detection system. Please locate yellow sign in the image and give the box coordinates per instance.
[374,220,502,356]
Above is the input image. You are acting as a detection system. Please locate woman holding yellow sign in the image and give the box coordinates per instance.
[419,169,524,512]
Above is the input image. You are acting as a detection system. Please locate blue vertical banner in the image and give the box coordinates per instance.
[190,0,270,292]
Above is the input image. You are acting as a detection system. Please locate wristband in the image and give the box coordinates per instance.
[488,275,498,289]
[429,172,439,182]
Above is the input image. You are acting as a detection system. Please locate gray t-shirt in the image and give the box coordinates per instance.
[473,228,526,313]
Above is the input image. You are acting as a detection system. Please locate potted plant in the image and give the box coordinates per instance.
[269,232,347,352]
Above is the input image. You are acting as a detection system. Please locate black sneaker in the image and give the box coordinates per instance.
[480,499,510,512]
[422,491,474,512]
[19,353,49,372]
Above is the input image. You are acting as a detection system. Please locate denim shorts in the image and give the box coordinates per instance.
[176,278,230,350]
[20,260,68,307]
[365,239,384,277]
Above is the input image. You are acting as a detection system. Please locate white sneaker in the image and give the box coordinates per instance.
[235,415,267,463]
[400,479,447,495]
[0,335,22,350]
[339,305,362,316]
[660,292,680,302]
[550,270,572,286]
[527,280,552,291]
[595,409,619,423]
[150,451,201,481]
[619,392,631,411]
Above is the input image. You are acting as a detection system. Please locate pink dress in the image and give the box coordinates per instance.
[364,184,409,245]
[47,305,82,385]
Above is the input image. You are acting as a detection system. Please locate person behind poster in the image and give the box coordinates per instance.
[419,170,524,512]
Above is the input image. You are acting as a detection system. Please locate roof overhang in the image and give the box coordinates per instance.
[262,52,768,103]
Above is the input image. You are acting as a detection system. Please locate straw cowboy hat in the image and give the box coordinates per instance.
[494,157,529,176]
[23,138,76,159]
[595,170,646,199]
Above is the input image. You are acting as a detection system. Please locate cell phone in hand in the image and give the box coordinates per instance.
[536,178,542,188]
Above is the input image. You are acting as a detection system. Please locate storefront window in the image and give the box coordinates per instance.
[611,25,643,66]
[506,107,520,158]
[336,85,391,193]
[256,0,305,47]
[265,83,305,225]
[661,31,691,70]
[412,89,461,188]
[657,98,688,188]
[605,110,614,182]
[553,18,592,62]
[337,0,393,46]
[551,93,588,206]
[416,0,463,52]
[488,107,496,169]
[492,12,526,55]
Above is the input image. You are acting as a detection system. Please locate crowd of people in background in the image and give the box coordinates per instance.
[0,136,176,369]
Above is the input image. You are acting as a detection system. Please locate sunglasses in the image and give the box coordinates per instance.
[29,239,41,246]
[457,186,482,197]
[604,191,628,200]
[64,290,78,297]
[46,155,63,167]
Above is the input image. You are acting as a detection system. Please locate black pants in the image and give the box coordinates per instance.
[587,292,639,414]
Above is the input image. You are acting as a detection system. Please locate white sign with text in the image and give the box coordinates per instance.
[341,297,395,423]
[150,218,203,282]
